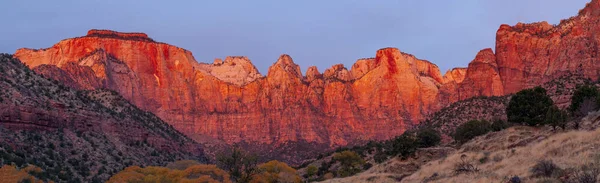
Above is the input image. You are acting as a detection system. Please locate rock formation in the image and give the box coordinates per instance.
[456,48,504,101]
[11,1,600,163]
[14,33,444,149]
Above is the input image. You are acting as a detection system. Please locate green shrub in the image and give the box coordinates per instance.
[453,120,491,144]
[416,128,441,148]
[306,165,318,178]
[530,160,561,178]
[509,176,521,183]
[317,161,331,176]
[569,85,600,117]
[389,133,418,159]
[373,152,388,163]
[507,87,554,126]
[490,119,510,132]
[545,106,568,130]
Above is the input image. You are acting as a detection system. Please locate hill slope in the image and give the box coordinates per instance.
[0,54,206,182]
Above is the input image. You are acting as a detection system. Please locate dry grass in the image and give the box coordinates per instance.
[402,126,600,182]
[317,148,455,183]
[318,173,404,183]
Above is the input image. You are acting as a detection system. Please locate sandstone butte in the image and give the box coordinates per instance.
[12,1,600,150]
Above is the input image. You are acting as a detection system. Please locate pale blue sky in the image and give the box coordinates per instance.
[0,0,590,74]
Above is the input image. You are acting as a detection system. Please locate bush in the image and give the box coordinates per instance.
[479,152,490,164]
[373,152,388,163]
[332,151,365,177]
[530,160,561,178]
[545,106,568,130]
[252,160,301,183]
[306,165,318,178]
[389,133,418,158]
[453,120,491,144]
[507,86,554,126]
[217,147,258,183]
[569,85,600,116]
[453,155,479,175]
[363,163,372,170]
[107,164,231,183]
[509,176,521,183]
[571,163,600,183]
[416,128,441,148]
[490,119,510,132]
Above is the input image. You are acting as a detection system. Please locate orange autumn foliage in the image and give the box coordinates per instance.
[0,165,50,183]
[250,160,301,183]
[107,163,231,183]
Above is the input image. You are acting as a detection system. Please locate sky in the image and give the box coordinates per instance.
[0,0,591,74]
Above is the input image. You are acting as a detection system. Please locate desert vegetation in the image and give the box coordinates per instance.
[401,84,600,182]
[0,164,47,183]
[292,126,443,182]
[507,86,555,126]
[109,150,303,183]
[107,161,231,183]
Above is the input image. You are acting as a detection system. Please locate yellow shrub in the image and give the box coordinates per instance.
[0,165,49,183]
[107,163,232,183]
[251,160,301,183]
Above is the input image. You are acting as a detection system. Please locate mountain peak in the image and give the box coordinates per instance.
[267,54,302,78]
[375,47,402,74]
[274,54,296,66]
[471,48,496,65]
[305,66,322,82]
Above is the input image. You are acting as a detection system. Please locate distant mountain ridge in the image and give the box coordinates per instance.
[12,0,600,164]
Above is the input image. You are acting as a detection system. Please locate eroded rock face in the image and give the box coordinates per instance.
[442,68,467,84]
[196,56,263,86]
[323,64,352,81]
[456,48,504,100]
[495,1,600,94]
[350,58,376,80]
[13,1,600,163]
[14,36,443,150]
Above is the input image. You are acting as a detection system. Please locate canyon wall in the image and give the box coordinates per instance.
[13,0,600,155]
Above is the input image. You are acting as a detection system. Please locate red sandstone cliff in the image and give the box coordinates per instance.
[495,0,600,94]
[12,0,600,158]
[14,29,445,148]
